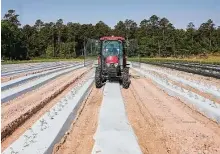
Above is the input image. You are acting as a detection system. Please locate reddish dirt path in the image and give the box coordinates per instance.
[122,74,220,154]
[53,87,103,154]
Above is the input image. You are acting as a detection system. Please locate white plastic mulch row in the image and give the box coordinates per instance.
[140,63,220,98]
[1,64,84,103]
[1,62,47,73]
[1,62,69,77]
[92,82,142,154]
[2,74,94,154]
[132,66,220,124]
[1,63,79,91]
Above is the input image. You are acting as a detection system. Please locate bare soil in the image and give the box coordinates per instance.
[122,74,220,154]
[53,86,103,154]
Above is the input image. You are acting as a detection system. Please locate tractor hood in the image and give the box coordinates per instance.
[105,56,119,64]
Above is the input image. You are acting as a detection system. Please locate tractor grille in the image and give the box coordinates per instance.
[108,65,117,77]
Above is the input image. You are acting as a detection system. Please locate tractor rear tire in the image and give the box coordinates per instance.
[95,67,102,88]
[122,69,130,89]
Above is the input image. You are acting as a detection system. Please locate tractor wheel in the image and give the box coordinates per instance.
[122,68,130,89]
[123,67,129,74]
[95,67,102,88]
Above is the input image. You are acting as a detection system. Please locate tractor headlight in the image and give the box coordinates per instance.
[114,63,118,67]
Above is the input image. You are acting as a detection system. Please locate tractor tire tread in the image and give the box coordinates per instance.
[95,67,102,88]
[122,69,130,89]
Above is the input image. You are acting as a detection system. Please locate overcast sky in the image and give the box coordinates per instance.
[1,0,220,29]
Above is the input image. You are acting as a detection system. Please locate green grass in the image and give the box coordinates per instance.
[2,55,219,65]
[129,55,220,65]
[1,58,84,65]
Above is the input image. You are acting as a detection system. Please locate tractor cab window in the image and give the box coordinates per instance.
[102,40,122,58]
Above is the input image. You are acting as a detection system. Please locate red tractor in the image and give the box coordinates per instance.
[95,36,130,88]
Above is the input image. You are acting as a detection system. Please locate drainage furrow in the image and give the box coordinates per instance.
[1,63,79,91]
[92,82,142,154]
[2,73,95,154]
[1,64,84,103]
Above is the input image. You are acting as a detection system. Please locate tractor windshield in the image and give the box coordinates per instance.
[102,40,122,58]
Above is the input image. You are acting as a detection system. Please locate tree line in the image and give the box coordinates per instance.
[1,9,220,60]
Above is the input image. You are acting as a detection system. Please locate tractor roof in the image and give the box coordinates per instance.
[100,36,125,41]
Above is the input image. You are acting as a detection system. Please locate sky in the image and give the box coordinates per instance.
[1,0,220,29]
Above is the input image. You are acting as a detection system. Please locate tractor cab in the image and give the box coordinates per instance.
[102,40,121,66]
[95,36,130,89]
[102,40,121,57]
[98,36,127,67]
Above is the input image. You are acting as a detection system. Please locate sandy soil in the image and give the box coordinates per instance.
[1,67,91,141]
[1,67,93,151]
[122,74,220,154]
[1,72,34,83]
[53,86,103,154]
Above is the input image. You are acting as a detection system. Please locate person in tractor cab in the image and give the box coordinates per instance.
[102,41,121,58]
[109,44,119,56]
[113,47,119,56]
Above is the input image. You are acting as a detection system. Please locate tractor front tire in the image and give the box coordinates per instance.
[95,67,102,88]
[122,68,130,89]
[123,67,129,74]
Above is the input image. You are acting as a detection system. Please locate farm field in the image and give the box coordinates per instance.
[2,1,220,153]
[1,61,220,154]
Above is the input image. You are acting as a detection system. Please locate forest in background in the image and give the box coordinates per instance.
[1,10,220,60]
